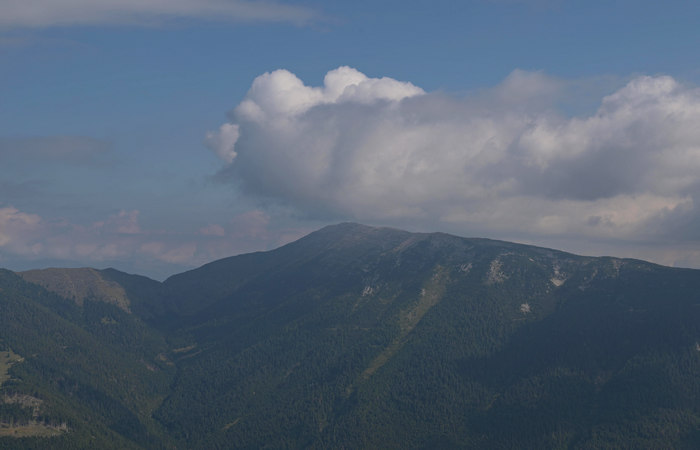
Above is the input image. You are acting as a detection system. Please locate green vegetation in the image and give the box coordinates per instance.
[0,349,23,386]
[0,269,176,447]
[0,422,66,438]
[2,223,700,448]
[358,265,448,383]
[19,268,132,312]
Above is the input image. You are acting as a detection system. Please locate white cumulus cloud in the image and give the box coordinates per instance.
[207,67,700,257]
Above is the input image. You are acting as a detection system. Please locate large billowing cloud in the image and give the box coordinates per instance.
[0,0,319,28]
[208,67,700,254]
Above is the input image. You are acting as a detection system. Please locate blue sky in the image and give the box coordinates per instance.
[2,0,700,279]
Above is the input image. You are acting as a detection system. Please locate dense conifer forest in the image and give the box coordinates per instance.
[1,223,699,448]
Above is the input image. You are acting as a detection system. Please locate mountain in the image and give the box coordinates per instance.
[2,223,700,448]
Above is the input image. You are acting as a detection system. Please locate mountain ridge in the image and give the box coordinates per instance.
[2,223,700,448]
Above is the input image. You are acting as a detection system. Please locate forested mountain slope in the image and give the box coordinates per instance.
[0,269,175,448]
[2,223,700,448]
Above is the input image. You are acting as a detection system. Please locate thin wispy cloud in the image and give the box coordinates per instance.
[0,136,111,165]
[0,0,321,28]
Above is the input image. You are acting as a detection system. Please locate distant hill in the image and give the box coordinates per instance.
[2,223,700,448]
[19,268,132,312]
[18,267,166,320]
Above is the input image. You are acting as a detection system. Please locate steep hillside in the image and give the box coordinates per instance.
[0,269,175,449]
[155,223,700,448]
